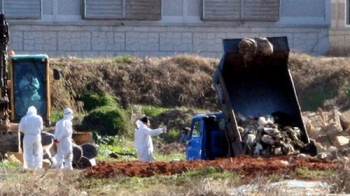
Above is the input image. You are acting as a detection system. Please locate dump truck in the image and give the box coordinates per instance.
[183,36,317,160]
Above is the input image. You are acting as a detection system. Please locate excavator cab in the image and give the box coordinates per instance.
[8,54,57,125]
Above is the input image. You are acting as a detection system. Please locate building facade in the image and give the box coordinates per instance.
[330,0,350,56]
[4,0,331,58]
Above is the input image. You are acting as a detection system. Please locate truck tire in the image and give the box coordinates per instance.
[75,156,92,169]
[72,143,83,163]
[81,143,98,159]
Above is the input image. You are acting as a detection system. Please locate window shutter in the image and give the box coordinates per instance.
[202,0,241,21]
[125,0,161,20]
[4,0,41,19]
[243,0,280,21]
[84,0,124,19]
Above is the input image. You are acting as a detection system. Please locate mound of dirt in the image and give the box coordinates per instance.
[83,155,337,180]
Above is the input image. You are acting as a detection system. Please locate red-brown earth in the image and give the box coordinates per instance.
[83,155,337,180]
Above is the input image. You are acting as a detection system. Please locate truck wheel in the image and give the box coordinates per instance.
[75,156,92,169]
[72,143,83,164]
[81,143,98,159]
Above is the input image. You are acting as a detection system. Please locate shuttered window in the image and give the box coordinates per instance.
[1,0,41,19]
[84,0,124,19]
[84,0,161,20]
[203,0,280,21]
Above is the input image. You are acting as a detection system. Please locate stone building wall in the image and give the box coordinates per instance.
[5,0,331,58]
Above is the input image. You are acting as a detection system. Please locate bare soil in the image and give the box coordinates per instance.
[84,155,337,180]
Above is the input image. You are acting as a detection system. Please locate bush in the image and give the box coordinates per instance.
[79,106,130,136]
[79,91,118,112]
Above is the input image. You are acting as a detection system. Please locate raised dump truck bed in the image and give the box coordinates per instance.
[213,36,314,157]
[184,36,316,160]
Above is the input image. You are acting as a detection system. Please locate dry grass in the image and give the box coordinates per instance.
[50,55,220,112]
[0,168,84,195]
[50,54,350,114]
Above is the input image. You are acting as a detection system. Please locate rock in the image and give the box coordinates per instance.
[322,122,343,142]
[317,152,327,159]
[340,109,350,132]
[332,136,350,149]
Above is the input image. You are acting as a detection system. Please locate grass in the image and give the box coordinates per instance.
[114,55,133,64]
[153,152,185,162]
[295,167,336,180]
[78,169,236,196]
[141,105,169,118]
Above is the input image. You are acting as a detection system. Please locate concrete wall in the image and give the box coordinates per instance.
[6,0,331,58]
[329,0,350,56]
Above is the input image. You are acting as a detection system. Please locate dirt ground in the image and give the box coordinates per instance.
[83,155,337,180]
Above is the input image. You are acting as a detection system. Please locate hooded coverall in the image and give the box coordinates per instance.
[54,108,74,170]
[134,120,164,162]
[19,106,44,168]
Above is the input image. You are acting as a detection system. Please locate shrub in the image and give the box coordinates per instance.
[162,129,182,143]
[79,91,118,112]
[79,106,130,136]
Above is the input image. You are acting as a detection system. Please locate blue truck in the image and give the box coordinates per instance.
[183,37,316,160]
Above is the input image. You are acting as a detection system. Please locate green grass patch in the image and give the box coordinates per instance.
[294,167,335,179]
[153,153,185,162]
[141,105,168,117]
[115,55,133,64]
[50,109,63,123]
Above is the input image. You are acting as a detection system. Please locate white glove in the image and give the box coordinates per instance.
[162,126,167,133]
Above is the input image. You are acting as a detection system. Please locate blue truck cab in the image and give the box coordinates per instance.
[183,113,229,160]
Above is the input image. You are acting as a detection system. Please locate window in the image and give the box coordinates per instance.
[347,0,350,25]
[0,0,41,19]
[84,0,161,20]
[192,121,201,136]
[202,0,280,22]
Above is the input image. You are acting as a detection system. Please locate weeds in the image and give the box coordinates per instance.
[328,162,350,194]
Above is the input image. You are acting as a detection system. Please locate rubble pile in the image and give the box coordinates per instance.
[302,108,350,161]
[237,112,307,156]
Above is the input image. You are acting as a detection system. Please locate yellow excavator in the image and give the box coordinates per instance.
[0,13,60,155]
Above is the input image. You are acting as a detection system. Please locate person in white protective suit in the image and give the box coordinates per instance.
[19,106,44,169]
[53,108,74,170]
[134,116,167,162]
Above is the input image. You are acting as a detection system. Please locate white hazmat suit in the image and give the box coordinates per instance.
[134,120,166,162]
[54,108,74,170]
[19,106,44,168]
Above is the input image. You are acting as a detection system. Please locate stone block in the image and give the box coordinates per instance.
[332,136,350,149]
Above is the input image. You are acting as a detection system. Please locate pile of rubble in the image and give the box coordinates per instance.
[303,108,350,161]
[237,112,309,156]
[237,108,350,161]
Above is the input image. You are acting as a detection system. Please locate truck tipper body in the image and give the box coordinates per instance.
[183,36,316,160]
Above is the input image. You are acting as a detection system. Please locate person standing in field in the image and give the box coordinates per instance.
[19,106,44,169]
[53,108,74,170]
[134,116,167,162]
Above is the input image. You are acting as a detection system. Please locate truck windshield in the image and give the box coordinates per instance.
[13,60,47,117]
